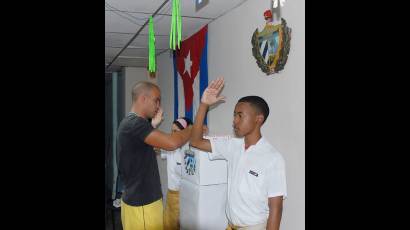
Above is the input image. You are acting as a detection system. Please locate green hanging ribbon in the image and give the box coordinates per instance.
[170,0,175,49]
[169,0,182,50]
[148,16,156,73]
[177,0,181,49]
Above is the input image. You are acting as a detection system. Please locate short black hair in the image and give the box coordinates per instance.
[173,117,193,130]
[183,117,193,125]
[237,96,270,124]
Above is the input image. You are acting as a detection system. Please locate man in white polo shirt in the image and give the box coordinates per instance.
[190,78,287,230]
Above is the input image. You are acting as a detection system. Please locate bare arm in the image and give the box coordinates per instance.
[190,78,225,152]
[267,196,283,230]
[145,126,191,151]
[190,103,212,151]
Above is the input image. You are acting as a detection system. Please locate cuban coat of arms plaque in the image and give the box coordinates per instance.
[251,8,291,75]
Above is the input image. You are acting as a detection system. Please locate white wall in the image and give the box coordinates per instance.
[157,1,305,229]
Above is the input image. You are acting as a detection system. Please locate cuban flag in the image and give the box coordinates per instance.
[173,25,208,124]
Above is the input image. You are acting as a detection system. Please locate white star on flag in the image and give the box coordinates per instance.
[184,51,192,78]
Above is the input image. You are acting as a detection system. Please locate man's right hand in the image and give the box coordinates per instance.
[201,77,226,106]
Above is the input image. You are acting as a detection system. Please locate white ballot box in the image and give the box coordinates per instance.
[180,179,228,230]
[181,147,227,185]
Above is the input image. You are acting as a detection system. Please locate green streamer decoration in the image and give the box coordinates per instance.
[148,16,156,73]
[169,0,182,50]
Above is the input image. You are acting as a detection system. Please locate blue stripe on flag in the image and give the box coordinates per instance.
[173,51,178,121]
[200,31,208,125]
[185,106,193,122]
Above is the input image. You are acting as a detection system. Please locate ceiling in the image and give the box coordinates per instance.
[105,0,247,72]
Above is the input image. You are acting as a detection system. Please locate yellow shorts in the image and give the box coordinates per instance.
[121,198,163,230]
[226,222,267,230]
[163,189,180,230]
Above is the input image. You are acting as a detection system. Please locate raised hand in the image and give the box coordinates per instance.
[201,77,226,106]
[151,107,164,128]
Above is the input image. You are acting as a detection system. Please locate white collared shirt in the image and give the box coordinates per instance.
[162,143,189,191]
[209,136,287,226]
